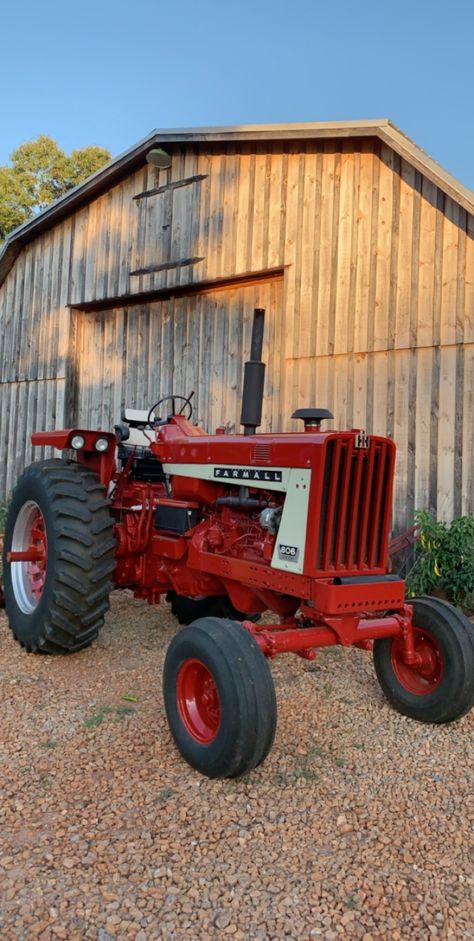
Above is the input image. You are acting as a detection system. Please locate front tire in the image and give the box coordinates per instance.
[163,617,277,778]
[373,596,474,723]
[3,459,116,653]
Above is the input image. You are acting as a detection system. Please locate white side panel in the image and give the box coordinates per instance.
[271,469,311,573]
[166,462,312,575]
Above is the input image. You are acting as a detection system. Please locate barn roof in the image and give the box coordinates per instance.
[1,119,473,288]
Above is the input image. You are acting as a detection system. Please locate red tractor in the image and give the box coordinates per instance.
[3,309,474,778]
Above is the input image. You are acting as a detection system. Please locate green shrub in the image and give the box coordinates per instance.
[0,502,6,533]
[406,509,474,608]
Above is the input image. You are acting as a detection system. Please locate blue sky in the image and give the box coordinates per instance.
[2,0,474,191]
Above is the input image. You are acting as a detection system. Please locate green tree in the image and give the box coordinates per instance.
[0,135,111,241]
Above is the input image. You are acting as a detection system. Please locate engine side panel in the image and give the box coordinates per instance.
[166,462,311,575]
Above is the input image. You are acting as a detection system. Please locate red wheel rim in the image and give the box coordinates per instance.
[391,627,444,695]
[10,502,48,613]
[27,510,47,602]
[176,659,221,743]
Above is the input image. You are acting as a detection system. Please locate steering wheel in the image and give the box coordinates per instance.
[147,394,193,428]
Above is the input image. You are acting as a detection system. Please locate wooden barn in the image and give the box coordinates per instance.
[0,120,473,530]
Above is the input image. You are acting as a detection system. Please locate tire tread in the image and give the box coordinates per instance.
[163,617,277,778]
[374,596,474,723]
[3,459,116,654]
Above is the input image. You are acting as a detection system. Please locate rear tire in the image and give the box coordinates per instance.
[3,459,116,653]
[163,617,277,778]
[373,596,474,723]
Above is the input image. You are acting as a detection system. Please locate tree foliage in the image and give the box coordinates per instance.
[0,135,111,241]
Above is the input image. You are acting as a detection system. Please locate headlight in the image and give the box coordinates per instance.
[71,434,85,450]
[95,437,109,452]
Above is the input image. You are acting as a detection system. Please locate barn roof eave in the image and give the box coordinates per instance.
[1,119,473,288]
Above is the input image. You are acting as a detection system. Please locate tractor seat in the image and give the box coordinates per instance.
[114,408,156,448]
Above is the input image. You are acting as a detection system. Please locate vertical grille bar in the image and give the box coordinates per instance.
[355,445,376,568]
[368,444,386,567]
[333,442,354,568]
[320,440,342,570]
[345,449,365,569]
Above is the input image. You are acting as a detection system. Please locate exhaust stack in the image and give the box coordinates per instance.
[240,308,266,436]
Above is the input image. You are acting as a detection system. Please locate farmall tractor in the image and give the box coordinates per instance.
[3,310,474,778]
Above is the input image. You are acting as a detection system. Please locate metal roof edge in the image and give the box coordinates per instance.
[381,121,474,216]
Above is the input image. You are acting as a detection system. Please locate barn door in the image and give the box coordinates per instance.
[72,277,283,434]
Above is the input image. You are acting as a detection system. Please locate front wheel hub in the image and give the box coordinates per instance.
[391,628,444,695]
[176,659,221,743]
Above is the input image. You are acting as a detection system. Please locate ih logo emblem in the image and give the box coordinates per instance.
[355,430,370,449]
[278,543,300,562]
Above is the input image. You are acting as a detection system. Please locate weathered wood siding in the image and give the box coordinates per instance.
[0,221,74,498]
[72,278,283,434]
[0,138,473,531]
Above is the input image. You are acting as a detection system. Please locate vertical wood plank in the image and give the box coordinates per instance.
[440,197,460,347]
[297,149,319,361]
[234,148,252,275]
[220,149,238,277]
[394,160,415,350]
[353,145,374,354]
[283,150,306,419]
[70,205,90,305]
[249,148,268,272]
[436,346,456,520]
[333,144,354,356]
[371,351,389,438]
[374,147,394,352]
[392,349,411,529]
[461,343,474,515]
[464,213,474,343]
[417,179,437,348]
[413,348,432,511]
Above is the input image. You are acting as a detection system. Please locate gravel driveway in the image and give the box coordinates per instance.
[1,593,473,941]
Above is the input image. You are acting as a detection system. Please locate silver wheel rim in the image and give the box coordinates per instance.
[10,501,47,614]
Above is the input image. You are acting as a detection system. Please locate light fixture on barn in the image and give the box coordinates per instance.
[145,148,172,169]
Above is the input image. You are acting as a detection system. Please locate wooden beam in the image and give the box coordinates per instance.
[133,174,208,200]
[69,266,284,312]
[129,256,204,276]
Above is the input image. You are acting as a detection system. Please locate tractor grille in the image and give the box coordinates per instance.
[317,437,394,573]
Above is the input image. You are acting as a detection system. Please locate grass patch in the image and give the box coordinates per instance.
[84,705,114,729]
[158,788,176,802]
[345,893,359,910]
[293,766,320,782]
[84,703,137,728]
[223,772,252,791]
[115,704,135,719]
[272,745,323,787]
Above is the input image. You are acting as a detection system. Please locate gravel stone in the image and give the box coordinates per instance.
[0,593,473,940]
